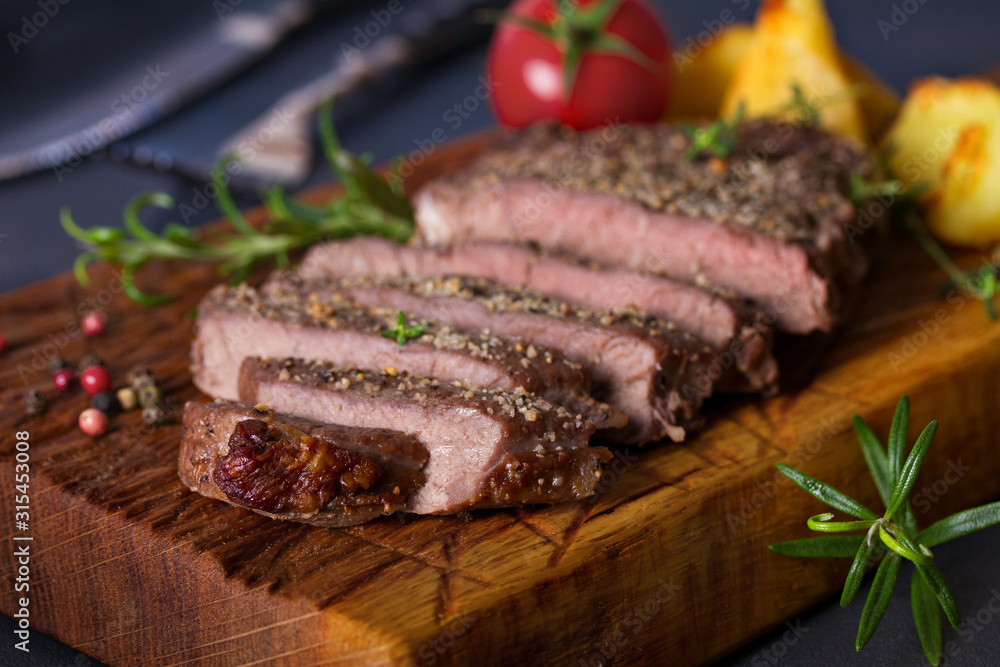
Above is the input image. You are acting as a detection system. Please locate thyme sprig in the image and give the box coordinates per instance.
[772,396,1000,664]
[680,102,746,160]
[852,172,999,320]
[60,99,415,305]
[380,311,426,346]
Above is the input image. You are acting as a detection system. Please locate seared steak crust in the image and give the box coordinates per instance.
[214,418,384,515]
[414,120,873,333]
[272,273,742,444]
[179,401,426,527]
[292,237,776,370]
[237,357,611,514]
[191,284,624,430]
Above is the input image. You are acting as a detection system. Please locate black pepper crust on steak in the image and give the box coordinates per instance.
[269,273,769,445]
[191,283,625,431]
[413,120,877,334]
[236,357,612,514]
[288,236,776,369]
[179,401,427,527]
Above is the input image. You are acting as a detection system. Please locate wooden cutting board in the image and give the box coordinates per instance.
[2,136,1000,667]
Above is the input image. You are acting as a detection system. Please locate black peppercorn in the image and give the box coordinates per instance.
[142,405,166,426]
[90,390,120,418]
[49,357,69,374]
[24,390,47,417]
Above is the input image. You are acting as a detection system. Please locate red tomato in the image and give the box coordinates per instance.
[486,0,672,129]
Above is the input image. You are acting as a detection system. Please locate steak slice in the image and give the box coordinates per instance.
[272,274,740,445]
[413,120,874,333]
[290,237,776,382]
[237,357,612,514]
[179,401,427,527]
[191,284,624,431]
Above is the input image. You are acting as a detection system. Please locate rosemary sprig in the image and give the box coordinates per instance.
[771,396,1000,665]
[380,311,426,346]
[61,99,415,305]
[680,102,746,161]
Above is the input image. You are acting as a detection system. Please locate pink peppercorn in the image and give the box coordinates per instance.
[0,333,6,355]
[53,368,76,393]
[81,311,105,337]
[78,408,109,437]
[80,366,112,396]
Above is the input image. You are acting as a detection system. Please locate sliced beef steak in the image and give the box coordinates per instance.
[179,401,427,527]
[192,284,624,430]
[272,274,748,444]
[237,357,612,514]
[291,238,776,383]
[413,120,874,333]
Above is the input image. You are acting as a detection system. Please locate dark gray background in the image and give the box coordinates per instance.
[2,0,1000,665]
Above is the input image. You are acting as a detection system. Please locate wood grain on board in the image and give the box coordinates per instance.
[1,135,999,666]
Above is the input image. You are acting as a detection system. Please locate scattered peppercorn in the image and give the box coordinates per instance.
[53,368,76,393]
[78,408,109,437]
[77,354,104,372]
[116,387,138,411]
[23,390,47,417]
[50,357,70,374]
[136,383,162,409]
[80,366,113,396]
[142,405,166,426]
[81,311,105,337]
[127,365,154,388]
[0,333,6,356]
[90,390,120,418]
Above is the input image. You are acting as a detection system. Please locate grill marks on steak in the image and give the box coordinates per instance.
[237,357,612,513]
[272,273,736,444]
[179,401,427,526]
[413,120,873,333]
[191,284,624,430]
[293,238,776,372]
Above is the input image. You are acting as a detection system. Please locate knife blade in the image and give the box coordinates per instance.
[216,0,506,186]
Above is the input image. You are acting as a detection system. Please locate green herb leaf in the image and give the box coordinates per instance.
[807,513,877,533]
[884,420,938,521]
[915,563,961,629]
[61,106,416,305]
[918,500,1000,547]
[848,173,905,207]
[680,103,745,161]
[841,539,876,608]
[856,553,902,651]
[775,463,880,521]
[852,414,891,510]
[878,525,933,566]
[380,311,426,346]
[769,535,865,558]
[912,569,943,666]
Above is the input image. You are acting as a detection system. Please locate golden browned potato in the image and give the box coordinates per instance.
[720,0,867,142]
[666,18,900,141]
[884,77,1000,247]
[667,24,755,120]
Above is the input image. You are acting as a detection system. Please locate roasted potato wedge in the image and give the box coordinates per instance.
[667,24,754,120]
[720,0,867,142]
[667,17,899,142]
[884,77,1000,246]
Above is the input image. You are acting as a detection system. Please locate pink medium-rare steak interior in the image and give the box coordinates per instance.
[294,237,766,351]
[237,357,609,514]
[191,284,624,430]
[277,275,728,444]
